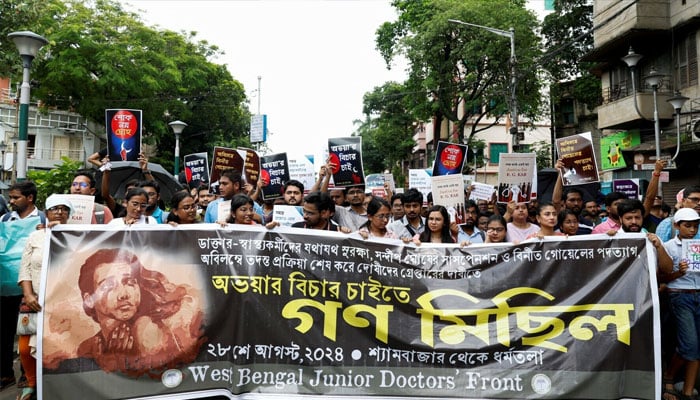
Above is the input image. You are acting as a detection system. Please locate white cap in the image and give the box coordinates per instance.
[45,195,74,216]
[673,208,700,223]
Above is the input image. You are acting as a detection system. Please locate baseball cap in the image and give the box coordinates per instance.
[45,195,74,216]
[673,208,700,223]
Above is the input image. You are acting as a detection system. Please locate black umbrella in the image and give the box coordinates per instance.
[96,161,184,203]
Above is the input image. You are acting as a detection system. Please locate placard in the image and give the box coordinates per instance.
[105,109,142,162]
[556,132,599,185]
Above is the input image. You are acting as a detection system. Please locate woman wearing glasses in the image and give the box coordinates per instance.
[484,214,509,243]
[108,188,157,225]
[357,197,398,239]
[166,191,199,225]
[16,195,73,400]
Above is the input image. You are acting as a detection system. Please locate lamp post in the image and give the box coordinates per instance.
[621,48,666,196]
[0,140,6,182]
[169,120,187,176]
[7,31,48,181]
[448,19,518,148]
[667,92,689,163]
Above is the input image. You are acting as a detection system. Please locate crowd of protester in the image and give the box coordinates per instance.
[0,154,699,400]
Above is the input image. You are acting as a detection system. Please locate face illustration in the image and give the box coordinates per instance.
[126,194,148,220]
[427,211,445,233]
[71,175,95,195]
[284,185,303,205]
[233,203,255,224]
[174,197,197,224]
[536,205,558,229]
[369,205,391,232]
[620,210,644,232]
[560,213,579,235]
[88,263,141,323]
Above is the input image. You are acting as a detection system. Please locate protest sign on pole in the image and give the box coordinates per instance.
[238,148,260,186]
[105,109,142,162]
[328,137,364,187]
[260,153,290,200]
[556,132,599,185]
[40,227,660,400]
[432,141,468,176]
[184,152,210,187]
[497,153,536,203]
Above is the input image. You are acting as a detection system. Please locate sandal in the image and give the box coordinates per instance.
[16,386,35,400]
[0,376,16,391]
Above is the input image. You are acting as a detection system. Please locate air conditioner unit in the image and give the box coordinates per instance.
[691,119,700,143]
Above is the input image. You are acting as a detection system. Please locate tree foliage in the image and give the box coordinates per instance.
[541,0,600,111]
[1,0,251,172]
[27,157,83,208]
[376,0,543,148]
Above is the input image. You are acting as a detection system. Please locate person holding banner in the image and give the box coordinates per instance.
[69,171,113,224]
[505,201,540,244]
[526,202,565,240]
[223,194,278,229]
[108,188,158,225]
[16,195,73,400]
[292,192,341,231]
[484,214,509,244]
[356,197,398,240]
[166,191,198,225]
[389,188,425,240]
[413,206,455,245]
[592,192,627,235]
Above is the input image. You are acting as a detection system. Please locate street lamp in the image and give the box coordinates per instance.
[7,31,48,181]
[621,48,666,196]
[667,91,689,163]
[169,120,187,176]
[448,19,518,148]
[471,146,478,182]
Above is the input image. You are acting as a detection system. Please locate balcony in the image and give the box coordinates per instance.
[593,0,670,50]
[598,85,675,129]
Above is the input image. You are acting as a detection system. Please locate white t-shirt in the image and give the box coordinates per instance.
[108,215,158,225]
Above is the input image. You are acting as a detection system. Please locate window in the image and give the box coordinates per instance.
[489,143,508,165]
[676,31,698,88]
[561,98,575,125]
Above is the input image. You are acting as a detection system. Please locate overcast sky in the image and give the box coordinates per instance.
[119,0,408,160]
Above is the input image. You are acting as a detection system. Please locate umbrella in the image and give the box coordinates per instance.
[96,161,184,203]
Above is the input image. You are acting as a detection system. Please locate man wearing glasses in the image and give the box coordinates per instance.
[657,185,700,242]
[138,181,168,224]
[70,171,113,224]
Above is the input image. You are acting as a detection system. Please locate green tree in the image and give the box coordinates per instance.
[2,0,251,172]
[27,157,83,208]
[376,0,543,149]
[541,0,600,111]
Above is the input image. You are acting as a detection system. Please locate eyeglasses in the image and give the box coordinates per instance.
[47,206,70,213]
[373,214,391,220]
[129,201,148,209]
[686,197,700,204]
[71,182,89,188]
[486,227,505,233]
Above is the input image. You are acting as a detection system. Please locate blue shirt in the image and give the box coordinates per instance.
[663,236,700,290]
[457,226,485,243]
[205,198,264,223]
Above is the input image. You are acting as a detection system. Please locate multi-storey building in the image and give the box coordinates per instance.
[587,0,700,202]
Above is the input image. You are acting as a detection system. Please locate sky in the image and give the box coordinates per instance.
[118,0,408,160]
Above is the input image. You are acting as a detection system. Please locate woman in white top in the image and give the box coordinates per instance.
[108,188,158,225]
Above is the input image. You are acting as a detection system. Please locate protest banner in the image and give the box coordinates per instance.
[272,205,304,227]
[328,137,364,187]
[496,153,536,203]
[613,179,641,200]
[431,175,465,211]
[105,109,142,162]
[556,133,599,185]
[366,174,388,198]
[432,141,468,176]
[288,155,315,194]
[184,152,210,187]
[260,153,290,200]
[238,147,260,186]
[52,194,94,224]
[40,226,659,400]
[210,147,245,193]
[469,182,496,202]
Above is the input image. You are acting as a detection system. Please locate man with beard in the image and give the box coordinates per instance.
[389,188,425,240]
[454,200,484,243]
[656,185,700,242]
[138,181,168,223]
[292,191,339,231]
[592,192,627,234]
[70,170,114,224]
[282,180,304,206]
[205,169,242,223]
